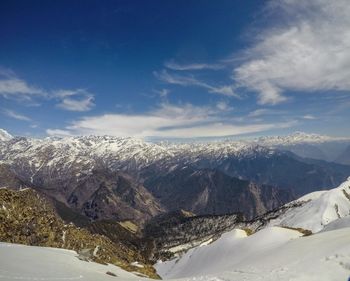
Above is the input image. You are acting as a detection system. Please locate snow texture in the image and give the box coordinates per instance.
[156,226,350,281]
[267,177,350,232]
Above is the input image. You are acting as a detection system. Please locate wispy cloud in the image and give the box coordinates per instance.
[3,109,32,122]
[232,0,350,105]
[53,89,95,112]
[154,70,239,98]
[46,129,73,137]
[0,68,96,112]
[216,101,233,111]
[165,60,224,71]
[47,102,296,138]
[302,114,317,120]
[247,108,286,118]
[153,88,170,98]
[0,69,44,101]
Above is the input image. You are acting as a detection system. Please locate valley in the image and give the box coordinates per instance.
[1,129,350,281]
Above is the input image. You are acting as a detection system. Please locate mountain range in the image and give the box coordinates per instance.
[1,129,350,223]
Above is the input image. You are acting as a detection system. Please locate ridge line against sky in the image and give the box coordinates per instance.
[0,0,349,138]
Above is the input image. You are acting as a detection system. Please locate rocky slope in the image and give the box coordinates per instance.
[144,167,292,219]
[145,177,350,263]
[142,210,243,261]
[0,187,159,278]
[66,169,163,223]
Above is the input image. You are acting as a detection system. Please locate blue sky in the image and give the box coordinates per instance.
[0,0,350,139]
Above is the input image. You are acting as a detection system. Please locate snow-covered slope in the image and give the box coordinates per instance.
[156,226,350,281]
[155,179,350,280]
[0,129,12,142]
[3,228,350,281]
[267,177,350,232]
[156,227,302,278]
[322,216,350,232]
[0,243,140,281]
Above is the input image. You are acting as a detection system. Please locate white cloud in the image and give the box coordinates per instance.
[233,0,350,104]
[208,85,237,97]
[0,69,44,100]
[216,101,232,111]
[302,114,317,120]
[48,102,296,138]
[248,109,271,118]
[46,129,73,137]
[152,121,296,138]
[154,88,170,98]
[54,89,95,112]
[165,60,224,71]
[0,69,95,112]
[3,109,31,122]
[154,70,239,98]
[247,108,286,118]
[154,69,202,87]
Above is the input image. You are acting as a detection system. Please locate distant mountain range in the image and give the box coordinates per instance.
[0,129,350,223]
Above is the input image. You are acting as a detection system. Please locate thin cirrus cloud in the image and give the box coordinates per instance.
[0,69,44,100]
[46,128,73,137]
[2,109,32,122]
[46,102,296,138]
[154,69,239,98]
[0,68,95,112]
[54,89,95,112]
[302,114,317,120]
[164,60,224,71]
[247,108,286,118]
[232,0,350,105]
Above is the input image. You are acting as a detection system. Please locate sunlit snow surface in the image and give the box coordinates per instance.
[156,226,350,281]
[267,177,350,232]
[155,178,350,281]
[1,230,350,281]
[2,227,349,281]
[0,243,138,281]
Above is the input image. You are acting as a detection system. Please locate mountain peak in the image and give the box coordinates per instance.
[256,131,340,145]
[0,129,13,141]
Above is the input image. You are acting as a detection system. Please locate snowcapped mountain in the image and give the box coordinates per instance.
[255,131,350,162]
[0,131,348,171]
[0,130,350,223]
[0,131,347,184]
[267,177,350,232]
[0,129,12,142]
[256,131,342,145]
